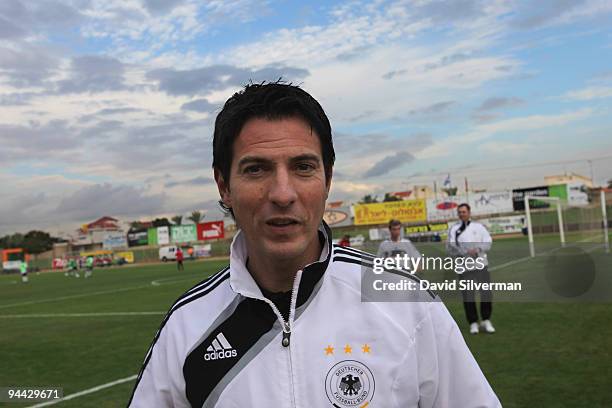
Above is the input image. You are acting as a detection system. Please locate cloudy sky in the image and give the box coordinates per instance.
[1,0,612,236]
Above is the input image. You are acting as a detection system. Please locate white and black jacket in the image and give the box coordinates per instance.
[129,222,501,408]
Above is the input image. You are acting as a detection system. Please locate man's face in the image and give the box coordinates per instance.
[389,225,402,241]
[216,117,331,262]
[457,206,470,222]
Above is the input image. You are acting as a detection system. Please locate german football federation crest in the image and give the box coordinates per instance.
[325,360,375,407]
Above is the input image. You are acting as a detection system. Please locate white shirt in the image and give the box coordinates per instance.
[130,222,501,408]
[446,220,493,269]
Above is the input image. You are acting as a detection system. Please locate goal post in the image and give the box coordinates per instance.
[525,191,610,257]
[525,196,564,258]
[601,189,610,253]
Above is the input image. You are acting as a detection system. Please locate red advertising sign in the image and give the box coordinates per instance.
[197,221,225,241]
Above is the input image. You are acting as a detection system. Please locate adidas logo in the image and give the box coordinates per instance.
[204,332,238,361]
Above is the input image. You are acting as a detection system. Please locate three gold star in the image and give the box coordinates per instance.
[323,344,372,355]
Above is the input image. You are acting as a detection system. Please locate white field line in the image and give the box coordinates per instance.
[0,312,165,318]
[0,285,150,310]
[150,273,204,286]
[0,273,202,310]
[0,280,18,285]
[26,375,137,408]
[489,235,603,272]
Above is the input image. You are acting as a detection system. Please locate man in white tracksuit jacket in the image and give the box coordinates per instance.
[129,82,501,407]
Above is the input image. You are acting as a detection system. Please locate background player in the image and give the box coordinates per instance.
[447,203,495,334]
[377,219,422,273]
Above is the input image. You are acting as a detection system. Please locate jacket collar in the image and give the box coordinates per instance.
[229,221,332,304]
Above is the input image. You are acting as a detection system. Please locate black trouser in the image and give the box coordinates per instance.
[177,260,184,271]
[460,267,492,324]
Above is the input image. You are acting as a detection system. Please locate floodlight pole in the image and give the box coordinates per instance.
[602,189,610,253]
[556,200,565,247]
[525,196,535,258]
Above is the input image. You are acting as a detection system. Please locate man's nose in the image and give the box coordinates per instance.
[268,167,298,207]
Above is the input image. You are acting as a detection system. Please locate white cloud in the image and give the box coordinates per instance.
[479,141,530,154]
[414,108,594,161]
[563,86,612,101]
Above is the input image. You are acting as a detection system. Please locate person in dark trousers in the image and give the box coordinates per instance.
[176,247,184,271]
[446,203,495,334]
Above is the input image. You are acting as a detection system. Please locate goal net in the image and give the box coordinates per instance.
[525,190,610,257]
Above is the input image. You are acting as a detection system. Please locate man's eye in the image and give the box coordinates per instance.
[296,163,316,172]
[244,165,263,174]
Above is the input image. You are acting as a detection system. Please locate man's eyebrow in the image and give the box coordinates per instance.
[236,156,272,167]
[290,154,321,163]
[237,154,322,167]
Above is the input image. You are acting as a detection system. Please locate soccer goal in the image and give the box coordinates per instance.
[525,190,611,257]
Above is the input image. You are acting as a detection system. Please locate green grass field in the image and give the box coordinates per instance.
[1,232,611,407]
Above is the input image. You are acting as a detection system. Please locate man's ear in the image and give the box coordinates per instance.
[214,168,232,208]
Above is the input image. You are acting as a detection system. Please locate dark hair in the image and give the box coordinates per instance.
[213,81,335,186]
[388,219,402,229]
[458,203,471,211]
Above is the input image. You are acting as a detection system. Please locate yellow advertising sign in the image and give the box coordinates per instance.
[405,225,429,233]
[115,251,134,263]
[354,200,427,225]
[429,223,448,232]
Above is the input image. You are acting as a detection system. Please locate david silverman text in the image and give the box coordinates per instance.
[373,279,523,292]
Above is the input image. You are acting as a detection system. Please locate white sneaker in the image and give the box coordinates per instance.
[469,322,479,334]
[480,319,496,333]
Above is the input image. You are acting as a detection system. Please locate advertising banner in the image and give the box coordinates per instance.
[567,182,589,206]
[479,215,524,235]
[548,184,568,200]
[426,196,465,221]
[192,244,212,258]
[157,226,170,245]
[512,186,550,211]
[469,191,513,215]
[127,228,148,247]
[52,258,66,269]
[115,251,134,263]
[405,222,449,238]
[2,261,21,271]
[323,206,353,227]
[196,221,225,241]
[147,228,158,246]
[102,232,128,249]
[172,225,197,243]
[354,200,426,226]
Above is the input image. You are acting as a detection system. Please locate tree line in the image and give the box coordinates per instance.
[0,231,65,254]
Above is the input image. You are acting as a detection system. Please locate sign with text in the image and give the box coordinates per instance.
[567,182,589,206]
[157,226,170,245]
[354,200,426,226]
[512,186,550,211]
[102,232,127,249]
[127,229,148,247]
[469,191,513,215]
[480,215,524,235]
[171,225,197,244]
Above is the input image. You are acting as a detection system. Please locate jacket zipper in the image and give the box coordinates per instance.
[262,269,302,408]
